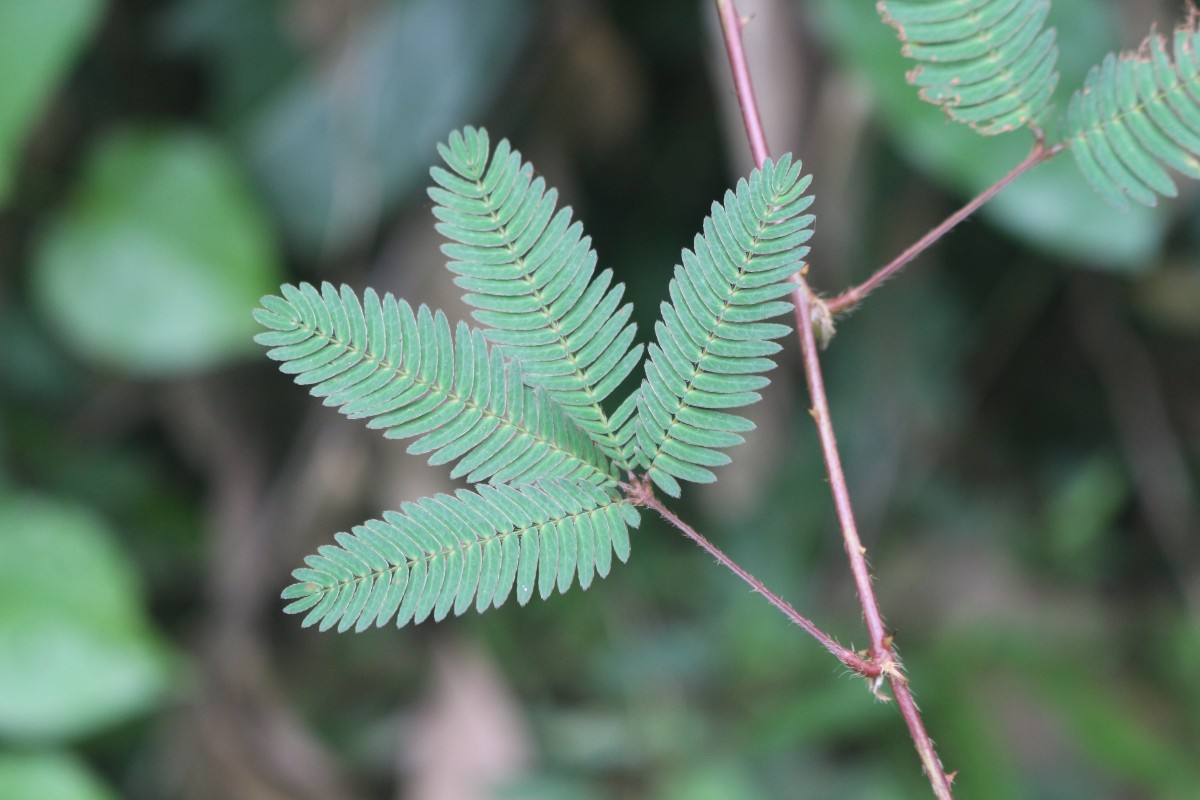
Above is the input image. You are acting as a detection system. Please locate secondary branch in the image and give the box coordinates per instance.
[826,134,1063,316]
[625,475,881,677]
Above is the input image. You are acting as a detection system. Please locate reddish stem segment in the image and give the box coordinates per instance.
[792,285,887,652]
[795,284,953,798]
[627,477,880,677]
[717,0,771,167]
[826,137,1063,316]
[716,2,956,797]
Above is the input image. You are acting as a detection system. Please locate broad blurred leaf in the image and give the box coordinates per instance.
[0,752,117,800]
[1035,666,1200,799]
[0,0,105,205]
[811,0,1167,269]
[0,494,172,742]
[656,761,768,800]
[1044,451,1127,573]
[172,0,530,253]
[31,128,282,376]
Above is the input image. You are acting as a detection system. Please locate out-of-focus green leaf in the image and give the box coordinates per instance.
[169,0,530,254]
[811,0,1167,269]
[1033,667,1200,799]
[1044,451,1127,572]
[655,760,768,800]
[926,675,1029,800]
[31,128,282,376]
[0,494,172,742]
[1156,617,1200,732]
[0,0,105,206]
[238,0,530,252]
[0,752,117,800]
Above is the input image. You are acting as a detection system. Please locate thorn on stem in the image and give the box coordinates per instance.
[880,657,909,685]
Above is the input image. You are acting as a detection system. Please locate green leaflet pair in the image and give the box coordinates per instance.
[254,127,815,631]
[879,0,1200,208]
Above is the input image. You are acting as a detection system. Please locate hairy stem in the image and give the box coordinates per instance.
[826,136,1064,316]
[716,2,955,796]
[795,282,953,797]
[626,476,879,677]
[717,0,771,164]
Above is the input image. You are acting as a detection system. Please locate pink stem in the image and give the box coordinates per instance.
[716,2,956,796]
[629,478,880,677]
[717,0,770,168]
[795,283,953,799]
[826,138,1063,316]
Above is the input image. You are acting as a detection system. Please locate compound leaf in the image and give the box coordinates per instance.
[430,127,644,470]
[283,479,639,631]
[636,156,812,497]
[878,0,1060,135]
[255,282,615,487]
[1065,14,1200,210]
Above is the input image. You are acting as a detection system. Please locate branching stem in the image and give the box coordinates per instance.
[716,1,958,796]
[624,475,881,677]
[826,134,1064,316]
[795,281,952,798]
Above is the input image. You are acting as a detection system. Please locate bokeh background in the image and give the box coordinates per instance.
[2,0,1199,798]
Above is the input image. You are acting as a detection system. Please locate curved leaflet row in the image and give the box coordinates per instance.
[636,156,813,498]
[1066,18,1200,210]
[878,0,1059,135]
[281,479,640,631]
[254,282,615,488]
[430,127,644,470]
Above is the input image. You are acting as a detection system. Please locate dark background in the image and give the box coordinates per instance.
[1,0,1198,798]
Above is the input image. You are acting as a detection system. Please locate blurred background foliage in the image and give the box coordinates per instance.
[1,0,1198,797]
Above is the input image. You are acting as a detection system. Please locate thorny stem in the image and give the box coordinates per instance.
[795,282,953,798]
[716,1,957,796]
[623,475,881,678]
[826,135,1064,316]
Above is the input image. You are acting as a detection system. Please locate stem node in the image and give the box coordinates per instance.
[810,293,836,349]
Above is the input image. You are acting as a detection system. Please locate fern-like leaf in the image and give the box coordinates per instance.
[429,127,644,471]
[254,282,615,487]
[1065,15,1200,210]
[635,156,813,498]
[282,479,639,632]
[878,0,1060,135]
